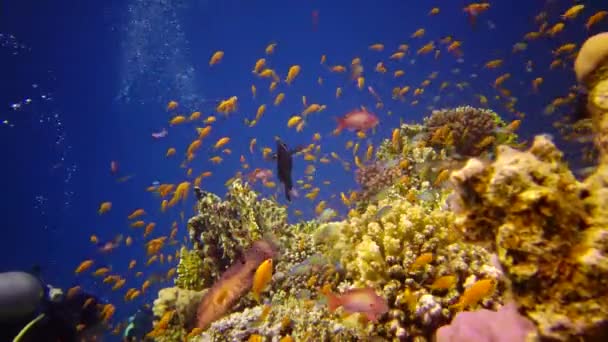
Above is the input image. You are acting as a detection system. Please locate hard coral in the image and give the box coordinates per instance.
[200,298,362,342]
[151,286,206,340]
[186,179,287,284]
[175,246,207,290]
[316,195,505,340]
[423,106,508,157]
[574,32,608,84]
[450,134,608,340]
[575,33,608,162]
[355,160,403,201]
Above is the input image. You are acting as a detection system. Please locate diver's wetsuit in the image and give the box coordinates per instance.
[0,271,103,342]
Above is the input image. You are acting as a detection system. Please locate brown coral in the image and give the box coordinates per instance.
[423,106,499,157]
[355,159,403,201]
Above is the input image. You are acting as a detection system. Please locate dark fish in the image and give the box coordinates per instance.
[272,137,303,202]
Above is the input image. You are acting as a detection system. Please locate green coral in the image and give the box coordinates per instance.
[151,286,206,340]
[175,247,207,291]
[449,135,608,340]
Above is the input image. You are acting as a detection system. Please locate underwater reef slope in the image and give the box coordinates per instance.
[146,40,608,339]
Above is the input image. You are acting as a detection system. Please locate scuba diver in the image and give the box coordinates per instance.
[122,306,154,342]
[270,137,304,202]
[0,271,105,342]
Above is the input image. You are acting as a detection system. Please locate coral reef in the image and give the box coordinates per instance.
[315,195,505,340]
[421,106,515,157]
[199,298,362,341]
[575,32,608,163]
[183,179,287,286]
[449,135,608,340]
[354,159,403,201]
[149,100,608,341]
[175,247,206,291]
[151,286,206,341]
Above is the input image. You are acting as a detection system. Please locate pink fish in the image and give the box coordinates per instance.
[247,168,273,184]
[336,108,379,133]
[325,287,388,322]
[152,128,168,139]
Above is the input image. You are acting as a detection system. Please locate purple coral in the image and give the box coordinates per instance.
[435,302,537,342]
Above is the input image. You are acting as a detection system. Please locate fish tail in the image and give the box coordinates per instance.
[335,117,345,132]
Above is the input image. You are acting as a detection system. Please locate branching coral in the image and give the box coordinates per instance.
[315,196,505,340]
[449,134,608,340]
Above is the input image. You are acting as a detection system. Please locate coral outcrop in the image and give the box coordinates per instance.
[421,106,516,157]
[314,194,505,340]
[449,135,608,340]
[183,179,287,286]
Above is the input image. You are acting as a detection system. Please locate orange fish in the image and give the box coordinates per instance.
[75,260,94,274]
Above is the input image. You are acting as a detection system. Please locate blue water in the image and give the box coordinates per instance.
[1,0,605,339]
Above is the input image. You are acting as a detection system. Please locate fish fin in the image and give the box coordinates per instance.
[364,312,377,323]
[326,292,341,312]
[289,188,299,199]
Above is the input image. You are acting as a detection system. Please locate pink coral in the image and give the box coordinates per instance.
[435,302,537,342]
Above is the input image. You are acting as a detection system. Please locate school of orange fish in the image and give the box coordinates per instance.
[69,2,607,336]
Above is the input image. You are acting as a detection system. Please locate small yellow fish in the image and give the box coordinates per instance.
[287,116,303,128]
[285,65,301,84]
[265,43,277,55]
[252,259,273,302]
